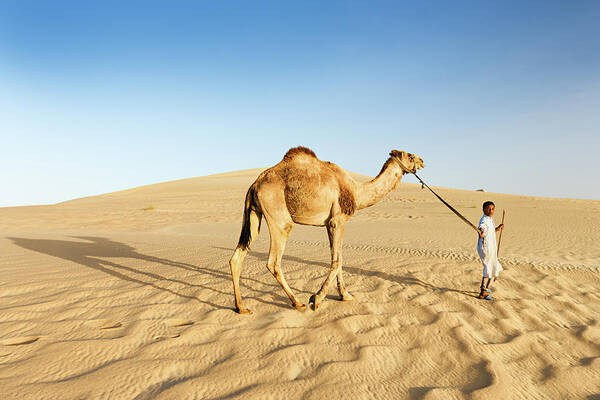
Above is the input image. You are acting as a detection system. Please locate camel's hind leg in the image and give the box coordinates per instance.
[264,214,307,312]
[229,209,261,314]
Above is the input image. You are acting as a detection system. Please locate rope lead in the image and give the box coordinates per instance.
[412,172,480,234]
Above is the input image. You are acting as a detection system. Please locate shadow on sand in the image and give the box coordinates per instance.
[8,236,291,311]
[213,246,478,299]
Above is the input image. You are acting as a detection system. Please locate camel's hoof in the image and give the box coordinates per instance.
[294,303,307,312]
[308,294,319,311]
[236,307,252,315]
[340,293,354,302]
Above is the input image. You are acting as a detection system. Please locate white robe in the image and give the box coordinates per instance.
[477,214,503,278]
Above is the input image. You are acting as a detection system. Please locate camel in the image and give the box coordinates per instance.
[229,146,425,314]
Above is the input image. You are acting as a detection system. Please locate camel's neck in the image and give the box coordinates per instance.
[356,158,404,210]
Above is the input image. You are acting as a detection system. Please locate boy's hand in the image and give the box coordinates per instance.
[478,228,484,238]
[496,224,504,231]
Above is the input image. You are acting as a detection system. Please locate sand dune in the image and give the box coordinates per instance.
[1,168,599,399]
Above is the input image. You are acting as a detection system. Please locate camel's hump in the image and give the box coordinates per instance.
[282,146,318,161]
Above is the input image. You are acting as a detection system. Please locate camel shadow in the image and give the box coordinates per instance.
[343,266,479,298]
[213,245,322,297]
[8,236,290,312]
[213,246,478,299]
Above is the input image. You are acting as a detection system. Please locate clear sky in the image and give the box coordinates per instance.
[1,1,599,207]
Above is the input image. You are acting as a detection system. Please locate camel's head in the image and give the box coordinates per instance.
[390,150,425,173]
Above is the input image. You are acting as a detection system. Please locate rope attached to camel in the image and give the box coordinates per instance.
[412,172,480,233]
[395,157,507,260]
[394,158,479,233]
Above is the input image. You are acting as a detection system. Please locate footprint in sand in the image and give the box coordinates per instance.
[1,336,40,346]
[153,333,181,340]
[151,319,193,340]
[165,319,194,327]
[87,319,122,329]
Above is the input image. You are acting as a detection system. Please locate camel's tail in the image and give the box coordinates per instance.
[237,186,261,251]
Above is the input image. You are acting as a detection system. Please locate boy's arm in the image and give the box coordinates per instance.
[495,224,505,232]
[478,220,487,239]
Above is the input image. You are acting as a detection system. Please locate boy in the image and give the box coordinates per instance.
[477,201,504,300]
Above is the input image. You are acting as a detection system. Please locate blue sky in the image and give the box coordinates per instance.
[1,1,599,206]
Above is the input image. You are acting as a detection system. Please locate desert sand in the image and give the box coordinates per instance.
[1,168,599,399]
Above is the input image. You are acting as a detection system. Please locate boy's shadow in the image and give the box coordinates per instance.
[213,246,478,299]
[8,236,289,311]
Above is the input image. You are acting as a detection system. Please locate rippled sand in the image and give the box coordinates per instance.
[1,168,599,399]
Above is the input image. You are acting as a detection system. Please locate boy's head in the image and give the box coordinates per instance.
[483,201,495,216]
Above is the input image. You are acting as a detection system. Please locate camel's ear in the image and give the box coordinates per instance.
[390,150,407,160]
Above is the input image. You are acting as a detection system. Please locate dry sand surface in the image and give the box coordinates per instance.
[1,168,599,399]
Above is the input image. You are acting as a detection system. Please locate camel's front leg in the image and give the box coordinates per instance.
[310,217,345,310]
[336,269,354,302]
